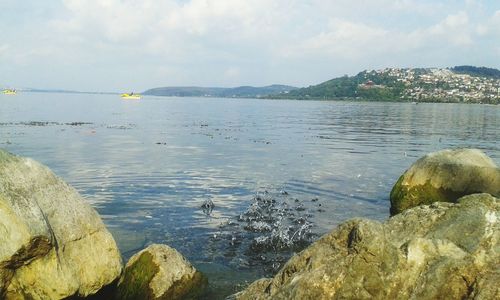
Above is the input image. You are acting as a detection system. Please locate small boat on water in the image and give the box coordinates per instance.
[121,92,141,100]
[2,89,17,95]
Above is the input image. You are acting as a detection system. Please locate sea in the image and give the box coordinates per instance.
[1,92,498,298]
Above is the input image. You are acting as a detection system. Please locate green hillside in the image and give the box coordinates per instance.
[268,67,499,104]
[272,72,405,101]
[450,66,500,79]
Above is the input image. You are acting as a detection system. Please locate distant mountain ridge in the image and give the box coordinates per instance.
[268,66,499,104]
[143,84,297,98]
[8,65,498,104]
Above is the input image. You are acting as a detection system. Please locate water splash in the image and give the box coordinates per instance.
[211,188,321,274]
[201,198,215,216]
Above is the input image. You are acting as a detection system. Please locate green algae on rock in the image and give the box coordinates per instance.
[233,193,500,300]
[116,244,207,300]
[0,149,123,299]
[390,148,500,215]
[115,251,159,299]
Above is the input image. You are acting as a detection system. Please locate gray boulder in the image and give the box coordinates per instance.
[0,149,122,299]
[116,244,207,300]
[390,148,500,215]
[234,193,499,300]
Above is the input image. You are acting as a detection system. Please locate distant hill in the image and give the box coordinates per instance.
[450,66,500,79]
[143,85,297,98]
[268,67,499,104]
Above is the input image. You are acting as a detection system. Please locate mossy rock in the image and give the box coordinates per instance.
[233,194,500,299]
[390,149,500,215]
[390,176,465,215]
[116,244,207,300]
[160,270,207,300]
[115,252,158,299]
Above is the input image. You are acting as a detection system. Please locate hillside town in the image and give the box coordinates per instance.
[364,68,499,103]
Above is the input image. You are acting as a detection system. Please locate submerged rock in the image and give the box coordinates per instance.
[390,148,500,215]
[234,193,500,300]
[116,244,207,300]
[0,149,122,299]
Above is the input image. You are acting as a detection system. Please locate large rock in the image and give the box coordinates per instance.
[390,148,500,215]
[0,149,122,299]
[234,193,499,300]
[116,244,207,300]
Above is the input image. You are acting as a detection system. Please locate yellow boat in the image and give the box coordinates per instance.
[2,89,17,95]
[121,93,141,100]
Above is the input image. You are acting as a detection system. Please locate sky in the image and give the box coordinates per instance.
[1,0,499,92]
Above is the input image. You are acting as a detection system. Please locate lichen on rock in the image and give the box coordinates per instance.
[0,149,123,299]
[116,244,207,300]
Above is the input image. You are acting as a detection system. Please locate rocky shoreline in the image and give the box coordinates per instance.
[1,148,498,299]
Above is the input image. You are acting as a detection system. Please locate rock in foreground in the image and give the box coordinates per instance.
[0,149,122,299]
[234,193,499,300]
[116,244,207,300]
[390,148,500,215]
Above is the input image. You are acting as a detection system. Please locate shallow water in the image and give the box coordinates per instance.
[1,92,499,298]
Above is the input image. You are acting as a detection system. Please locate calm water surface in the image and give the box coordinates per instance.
[1,92,499,297]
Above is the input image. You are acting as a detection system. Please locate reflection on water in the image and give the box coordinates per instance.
[1,93,499,298]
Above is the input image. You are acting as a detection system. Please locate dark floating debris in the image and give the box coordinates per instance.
[19,121,59,126]
[0,121,94,127]
[65,122,93,126]
[251,139,272,144]
[212,189,322,274]
[106,124,136,130]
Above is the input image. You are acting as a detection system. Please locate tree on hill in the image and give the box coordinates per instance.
[451,66,500,79]
[273,72,405,101]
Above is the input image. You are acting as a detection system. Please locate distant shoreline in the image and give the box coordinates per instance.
[8,90,498,105]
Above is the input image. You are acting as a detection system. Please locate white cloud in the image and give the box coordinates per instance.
[46,0,290,64]
[55,0,171,43]
[475,24,489,36]
[0,44,10,57]
[427,11,472,46]
[282,19,389,59]
[2,1,499,90]
[223,67,241,81]
[490,10,500,34]
[55,0,285,43]
[281,10,482,63]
